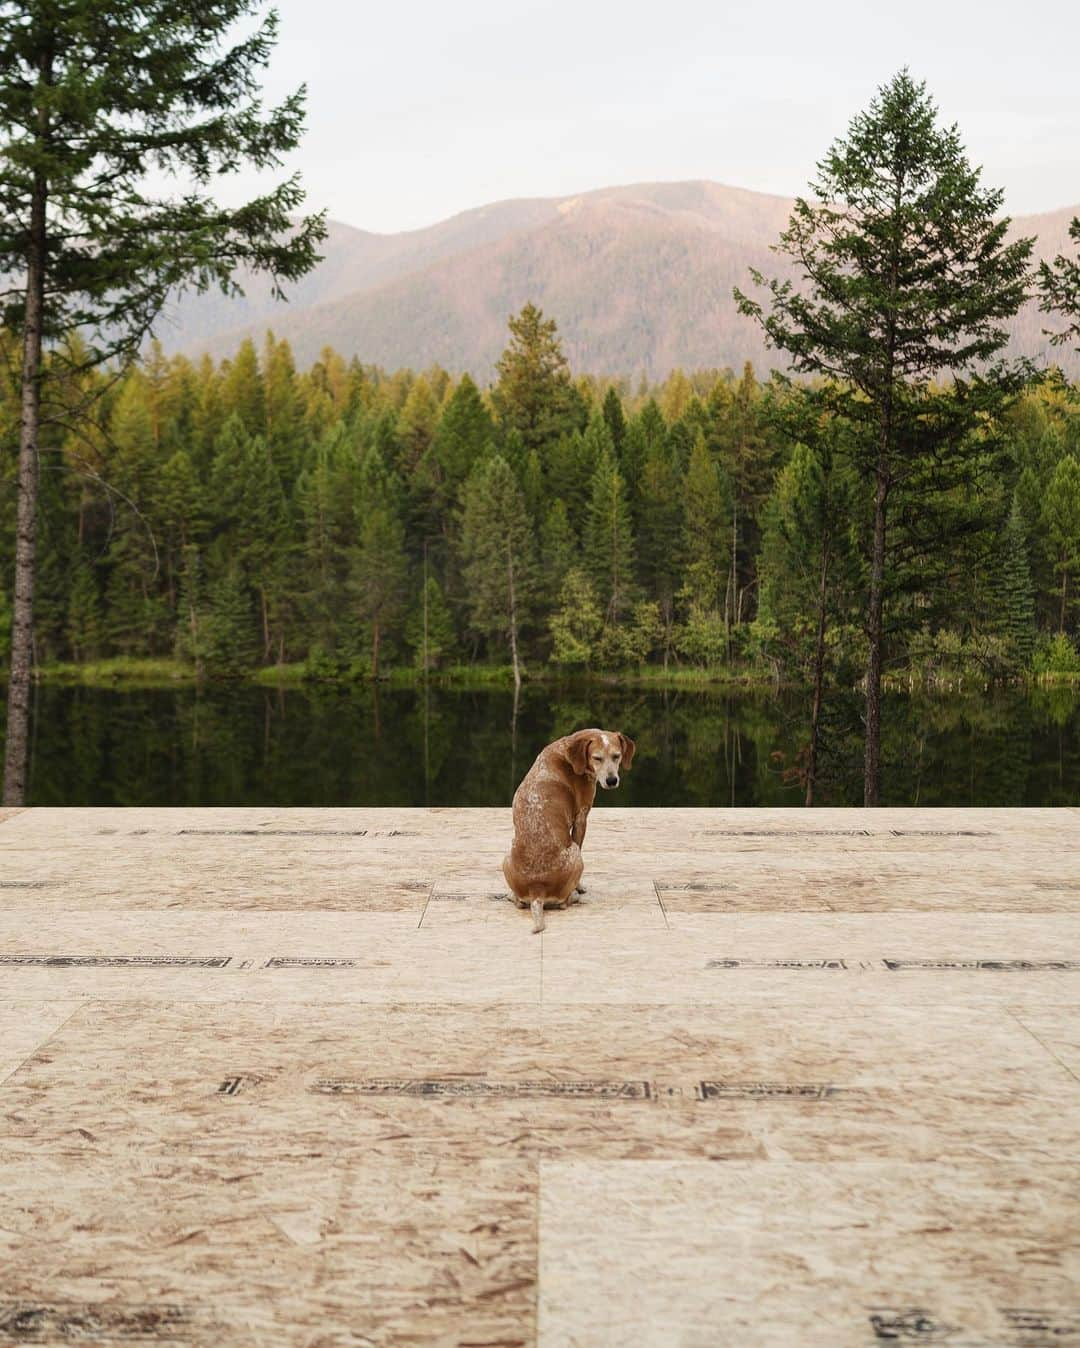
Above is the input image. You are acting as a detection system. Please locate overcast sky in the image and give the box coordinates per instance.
[224,0,1079,234]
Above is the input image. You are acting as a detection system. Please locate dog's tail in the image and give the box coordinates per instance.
[530,899,545,934]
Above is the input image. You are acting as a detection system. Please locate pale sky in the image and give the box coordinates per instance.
[216,0,1079,233]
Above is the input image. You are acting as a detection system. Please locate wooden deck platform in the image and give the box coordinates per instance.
[1,805,1078,1346]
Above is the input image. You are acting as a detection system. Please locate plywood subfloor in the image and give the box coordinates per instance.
[0,806,1077,1346]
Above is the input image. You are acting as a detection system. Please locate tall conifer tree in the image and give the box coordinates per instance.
[737,70,1034,803]
[0,0,324,801]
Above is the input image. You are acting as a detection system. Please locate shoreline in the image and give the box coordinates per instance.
[6,657,1080,695]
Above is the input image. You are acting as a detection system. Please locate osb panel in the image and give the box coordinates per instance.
[2,1001,1075,1166]
[0,1002,80,1085]
[0,919,541,1004]
[1009,1006,1080,1083]
[0,1153,535,1347]
[538,1161,1079,1347]
[2,805,1078,1346]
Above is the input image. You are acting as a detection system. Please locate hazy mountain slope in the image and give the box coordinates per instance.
[155,197,562,353]
[163,182,1080,378]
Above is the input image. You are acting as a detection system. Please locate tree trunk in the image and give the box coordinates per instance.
[805,538,831,808]
[1060,564,1068,634]
[726,498,738,662]
[259,586,271,661]
[371,618,381,681]
[863,460,889,807]
[507,544,521,693]
[3,172,47,806]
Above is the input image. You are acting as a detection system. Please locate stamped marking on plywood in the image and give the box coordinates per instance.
[883,958,1080,972]
[433,891,514,902]
[698,1081,838,1100]
[704,828,873,837]
[868,1307,959,1341]
[309,1077,655,1100]
[263,956,361,968]
[0,1301,192,1341]
[0,881,57,889]
[217,1075,263,1096]
[706,958,876,971]
[702,828,994,839]
[1000,1308,1080,1342]
[868,1305,1080,1345]
[704,958,1079,973]
[178,828,370,836]
[657,882,738,892]
[888,829,993,837]
[0,954,232,968]
[177,827,421,837]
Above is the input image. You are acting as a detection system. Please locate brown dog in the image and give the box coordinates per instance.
[502,728,635,932]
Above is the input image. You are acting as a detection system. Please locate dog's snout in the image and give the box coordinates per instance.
[605,774,618,788]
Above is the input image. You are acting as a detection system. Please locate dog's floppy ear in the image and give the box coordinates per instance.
[618,732,636,770]
[566,730,594,776]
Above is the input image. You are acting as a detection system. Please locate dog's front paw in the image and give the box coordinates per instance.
[574,882,587,895]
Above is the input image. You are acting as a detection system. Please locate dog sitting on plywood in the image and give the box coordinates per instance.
[502,728,635,932]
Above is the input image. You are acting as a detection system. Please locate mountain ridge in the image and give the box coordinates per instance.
[157,180,1080,379]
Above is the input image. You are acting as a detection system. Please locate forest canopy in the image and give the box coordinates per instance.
[1,306,1078,691]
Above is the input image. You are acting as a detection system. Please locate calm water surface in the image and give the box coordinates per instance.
[5,681,1079,806]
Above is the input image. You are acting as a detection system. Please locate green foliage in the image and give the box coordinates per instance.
[682,431,731,608]
[202,570,259,678]
[458,455,537,666]
[3,304,1078,689]
[549,569,604,667]
[1039,218,1080,352]
[491,303,584,450]
[67,560,104,663]
[1033,632,1080,676]
[736,68,1036,800]
[406,576,457,672]
[0,0,325,365]
[585,449,636,622]
[676,605,729,667]
[1043,454,1080,631]
[991,497,1036,667]
[351,450,409,676]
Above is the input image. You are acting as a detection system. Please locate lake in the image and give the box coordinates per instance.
[5,681,1079,807]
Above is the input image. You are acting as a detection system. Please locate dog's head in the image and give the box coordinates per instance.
[566,729,636,790]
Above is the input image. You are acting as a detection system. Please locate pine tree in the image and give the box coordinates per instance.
[262,333,306,481]
[736,70,1034,804]
[1039,218,1080,352]
[220,338,267,439]
[585,450,636,624]
[1,0,324,800]
[405,575,457,673]
[993,497,1036,666]
[203,569,259,678]
[542,499,576,598]
[601,387,627,459]
[173,544,206,671]
[397,375,440,476]
[351,450,409,679]
[66,559,104,663]
[549,569,603,667]
[427,374,495,494]
[491,304,582,450]
[682,431,732,609]
[458,455,537,689]
[1043,455,1080,632]
[636,436,683,640]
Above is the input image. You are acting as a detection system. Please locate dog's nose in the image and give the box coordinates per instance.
[605,775,618,788]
